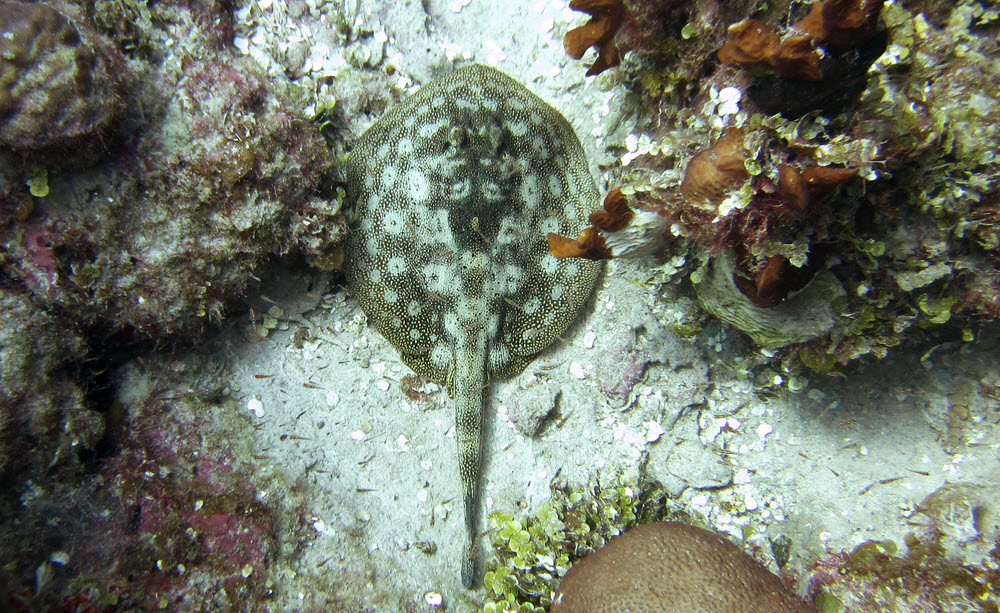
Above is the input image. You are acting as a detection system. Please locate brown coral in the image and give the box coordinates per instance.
[564,0,625,77]
[680,128,750,210]
[551,522,817,612]
[548,188,637,260]
[793,0,883,52]
[718,0,885,84]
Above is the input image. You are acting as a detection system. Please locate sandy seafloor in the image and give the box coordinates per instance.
[112,0,1000,610]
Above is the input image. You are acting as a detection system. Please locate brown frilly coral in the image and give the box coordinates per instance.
[680,128,750,210]
[564,0,625,77]
[718,0,887,117]
[548,188,632,260]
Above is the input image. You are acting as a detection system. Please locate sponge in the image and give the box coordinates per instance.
[551,522,816,613]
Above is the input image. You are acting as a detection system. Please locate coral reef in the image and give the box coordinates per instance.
[552,0,1000,374]
[1,47,337,341]
[551,522,816,612]
[0,1,126,166]
[0,353,294,611]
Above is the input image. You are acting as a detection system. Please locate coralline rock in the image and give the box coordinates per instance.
[0,1,125,163]
[2,53,336,341]
[551,521,816,612]
[0,287,102,477]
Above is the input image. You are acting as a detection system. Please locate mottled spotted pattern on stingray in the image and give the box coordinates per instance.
[344,64,600,588]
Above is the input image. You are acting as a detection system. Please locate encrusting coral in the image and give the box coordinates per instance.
[551,522,816,613]
[564,0,626,77]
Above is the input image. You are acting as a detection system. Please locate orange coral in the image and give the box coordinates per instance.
[716,19,778,66]
[778,164,858,212]
[680,128,750,210]
[548,188,633,260]
[547,227,611,260]
[564,0,625,77]
[718,19,822,82]
[588,187,633,232]
[794,0,883,52]
[718,0,884,82]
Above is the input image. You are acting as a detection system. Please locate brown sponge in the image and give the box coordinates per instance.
[551,522,816,613]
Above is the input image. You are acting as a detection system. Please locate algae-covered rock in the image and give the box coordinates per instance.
[693,250,845,349]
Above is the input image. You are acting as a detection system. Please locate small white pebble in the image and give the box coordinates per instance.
[819,531,832,543]
[583,330,596,348]
[569,362,586,379]
[691,494,709,506]
[326,391,340,407]
[420,460,433,471]
[246,397,264,418]
[726,417,741,430]
[377,379,391,391]
[350,430,366,441]
[49,551,70,566]
[425,592,444,607]
[757,423,774,438]
[374,29,388,43]
[417,488,429,503]
[313,518,326,533]
[645,421,665,443]
[397,435,410,451]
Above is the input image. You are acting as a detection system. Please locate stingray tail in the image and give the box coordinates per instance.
[454,335,486,588]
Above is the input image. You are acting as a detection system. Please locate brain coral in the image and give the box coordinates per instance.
[551,522,816,613]
[0,1,124,163]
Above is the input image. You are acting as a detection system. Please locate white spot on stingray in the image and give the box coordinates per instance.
[365,237,379,255]
[482,181,502,201]
[367,193,381,210]
[409,328,422,340]
[509,97,526,111]
[397,138,414,156]
[387,256,407,275]
[506,120,528,137]
[565,261,580,277]
[523,297,541,314]
[369,268,382,284]
[540,254,559,275]
[447,178,471,201]
[538,217,560,235]
[381,164,398,187]
[502,265,523,293]
[531,137,549,158]
[382,210,406,235]
[550,284,564,300]
[383,288,399,303]
[444,312,460,337]
[418,118,448,138]
[496,218,518,246]
[406,168,430,203]
[377,141,391,160]
[407,300,422,316]
[520,174,538,208]
[430,344,451,370]
[548,175,563,197]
